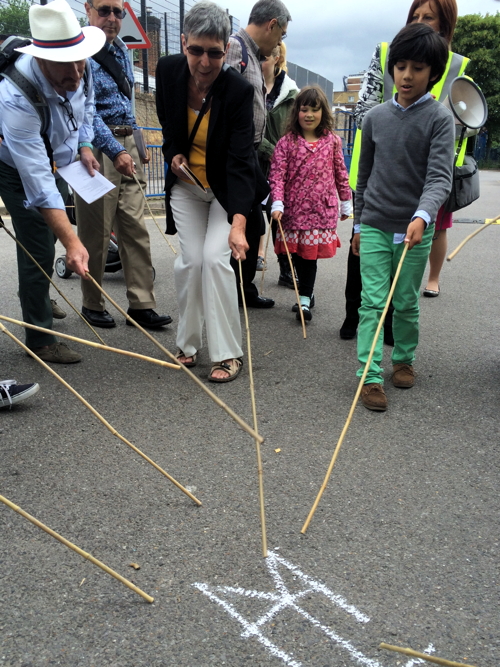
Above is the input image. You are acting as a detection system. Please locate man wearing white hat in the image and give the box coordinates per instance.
[74,0,171,330]
[0,0,106,363]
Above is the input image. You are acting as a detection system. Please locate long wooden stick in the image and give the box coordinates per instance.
[0,218,106,345]
[379,643,477,667]
[259,213,272,296]
[239,260,268,558]
[0,493,154,603]
[84,273,263,444]
[447,214,500,261]
[0,314,180,370]
[0,322,201,506]
[301,243,409,534]
[276,217,306,339]
[132,173,177,255]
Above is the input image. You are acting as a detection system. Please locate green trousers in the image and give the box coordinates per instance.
[357,223,434,385]
[0,160,67,348]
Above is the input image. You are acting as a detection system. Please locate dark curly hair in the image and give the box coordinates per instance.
[286,85,334,138]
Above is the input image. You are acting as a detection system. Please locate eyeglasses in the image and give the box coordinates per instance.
[275,17,287,40]
[186,45,226,60]
[89,2,126,19]
[59,98,77,132]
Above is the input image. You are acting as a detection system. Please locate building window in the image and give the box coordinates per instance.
[348,95,354,103]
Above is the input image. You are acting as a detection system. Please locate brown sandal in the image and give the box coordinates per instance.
[208,358,243,383]
[175,349,197,367]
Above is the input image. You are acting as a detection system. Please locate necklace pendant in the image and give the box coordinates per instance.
[202,97,206,104]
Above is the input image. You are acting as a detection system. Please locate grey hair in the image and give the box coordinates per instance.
[248,0,291,26]
[183,1,231,44]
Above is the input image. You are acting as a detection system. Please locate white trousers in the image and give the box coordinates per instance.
[170,181,243,362]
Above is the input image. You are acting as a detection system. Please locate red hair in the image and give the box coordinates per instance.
[406,0,457,45]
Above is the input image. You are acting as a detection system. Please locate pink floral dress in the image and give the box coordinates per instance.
[269,131,351,259]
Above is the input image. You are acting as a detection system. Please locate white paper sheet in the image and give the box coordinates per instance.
[57,161,115,204]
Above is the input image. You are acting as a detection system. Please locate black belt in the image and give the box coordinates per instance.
[107,125,133,137]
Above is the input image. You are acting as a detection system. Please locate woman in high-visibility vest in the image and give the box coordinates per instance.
[340,0,470,340]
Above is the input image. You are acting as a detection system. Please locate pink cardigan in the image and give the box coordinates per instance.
[269,131,351,232]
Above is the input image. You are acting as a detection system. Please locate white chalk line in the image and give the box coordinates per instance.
[192,582,302,667]
[193,550,437,667]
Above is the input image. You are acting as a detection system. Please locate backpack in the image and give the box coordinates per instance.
[231,34,248,74]
[0,35,89,168]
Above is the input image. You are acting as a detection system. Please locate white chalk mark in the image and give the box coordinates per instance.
[193,550,437,667]
[193,582,302,667]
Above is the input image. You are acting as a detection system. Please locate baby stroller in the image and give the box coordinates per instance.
[55,231,124,279]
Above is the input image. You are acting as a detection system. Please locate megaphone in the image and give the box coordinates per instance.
[444,76,488,129]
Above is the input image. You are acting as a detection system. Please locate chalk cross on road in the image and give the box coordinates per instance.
[193,550,435,667]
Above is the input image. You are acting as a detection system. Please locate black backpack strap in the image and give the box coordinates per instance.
[232,34,248,74]
[91,43,132,99]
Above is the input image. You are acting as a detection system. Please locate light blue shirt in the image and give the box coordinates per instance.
[0,54,94,211]
[353,92,432,241]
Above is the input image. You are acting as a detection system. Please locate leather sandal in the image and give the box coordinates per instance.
[175,349,197,367]
[208,358,243,383]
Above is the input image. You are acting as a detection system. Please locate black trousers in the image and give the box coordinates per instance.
[294,254,316,298]
[231,204,265,300]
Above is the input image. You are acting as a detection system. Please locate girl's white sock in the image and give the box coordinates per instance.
[300,296,310,308]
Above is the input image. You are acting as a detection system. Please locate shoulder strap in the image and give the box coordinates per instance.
[91,43,132,100]
[232,34,248,74]
[187,87,214,151]
[1,61,51,135]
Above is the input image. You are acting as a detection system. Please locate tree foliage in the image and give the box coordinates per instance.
[453,13,500,147]
[0,0,31,37]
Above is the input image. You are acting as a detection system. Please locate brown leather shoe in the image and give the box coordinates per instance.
[392,363,415,388]
[360,383,387,411]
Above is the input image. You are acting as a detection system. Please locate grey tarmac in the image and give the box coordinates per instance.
[0,172,498,667]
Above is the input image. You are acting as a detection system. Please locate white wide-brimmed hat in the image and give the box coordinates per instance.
[15,0,106,62]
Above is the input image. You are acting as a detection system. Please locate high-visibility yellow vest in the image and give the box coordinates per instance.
[349,43,470,191]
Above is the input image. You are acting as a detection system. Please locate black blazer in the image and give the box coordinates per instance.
[156,54,268,234]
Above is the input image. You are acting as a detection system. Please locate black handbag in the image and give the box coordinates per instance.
[444,128,480,213]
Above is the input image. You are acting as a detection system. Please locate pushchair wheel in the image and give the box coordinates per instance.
[55,256,73,279]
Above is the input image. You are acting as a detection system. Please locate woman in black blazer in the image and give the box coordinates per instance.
[156,1,259,383]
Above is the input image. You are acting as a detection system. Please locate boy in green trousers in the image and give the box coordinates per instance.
[353,23,455,411]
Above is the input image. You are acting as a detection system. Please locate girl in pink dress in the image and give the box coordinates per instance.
[269,85,352,322]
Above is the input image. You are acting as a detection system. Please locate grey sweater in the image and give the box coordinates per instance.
[354,97,455,233]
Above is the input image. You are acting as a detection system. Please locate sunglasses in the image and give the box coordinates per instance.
[186,45,226,60]
[89,3,126,19]
[59,99,77,132]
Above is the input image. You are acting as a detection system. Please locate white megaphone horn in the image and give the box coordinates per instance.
[443,76,488,130]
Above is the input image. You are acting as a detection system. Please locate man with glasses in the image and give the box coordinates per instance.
[226,0,291,309]
[0,0,105,363]
[76,0,171,330]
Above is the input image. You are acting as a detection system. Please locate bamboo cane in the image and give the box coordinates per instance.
[259,214,272,296]
[0,323,201,506]
[0,218,106,345]
[447,214,500,261]
[0,315,180,370]
[132,173,177,255]
[239,260,268,558]
[301,243,409,535]
[84,273,263,444]
[276,217,306,338]
[0,493,154,603]
[379,643,477,667]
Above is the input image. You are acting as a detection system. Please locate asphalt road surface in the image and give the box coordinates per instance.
[0,175,498,667]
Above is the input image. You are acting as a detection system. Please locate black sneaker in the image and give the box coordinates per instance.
[0,380,40,409]
[291,295,315,312]
[126,308,173,329]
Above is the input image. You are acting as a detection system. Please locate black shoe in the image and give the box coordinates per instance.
[292,295,315,312]
[339,317,358,339]
[384,326,394,347]
[241,295,275,308]
[82,306,116,328]
[278,271,296,289]
[296,305,312,322]
[126,308,172,329]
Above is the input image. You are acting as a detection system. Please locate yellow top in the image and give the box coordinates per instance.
[182,106,210,189]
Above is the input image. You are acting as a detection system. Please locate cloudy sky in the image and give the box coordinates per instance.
[223,0,497,90]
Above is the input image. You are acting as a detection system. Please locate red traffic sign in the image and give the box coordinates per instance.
[121,2,152,49]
